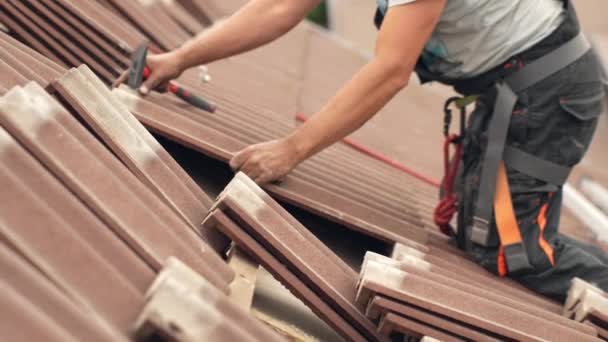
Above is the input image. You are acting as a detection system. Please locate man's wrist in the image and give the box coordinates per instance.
[171,47,190,72]
[285,132,311,165]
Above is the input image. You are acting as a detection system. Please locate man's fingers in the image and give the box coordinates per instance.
[256,170,284,186]
[238,160,253,176]
[240,160,262,181]
[112,69,129,89]
[254,172,273,186]
[140,75,159,95]
[157,81,169,93]
[229,146,255,171]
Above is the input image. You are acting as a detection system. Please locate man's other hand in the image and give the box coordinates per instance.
[229,138,302,185]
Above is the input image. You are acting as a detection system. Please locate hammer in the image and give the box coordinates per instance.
[126,44,216,113]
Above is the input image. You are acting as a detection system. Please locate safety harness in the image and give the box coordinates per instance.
[375,0,591,276]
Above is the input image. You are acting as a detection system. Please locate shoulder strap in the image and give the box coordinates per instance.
[374,8,384,29]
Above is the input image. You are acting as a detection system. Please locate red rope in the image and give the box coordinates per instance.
[296,112,460,236]
[295,113,441,188]
[433,134,463,236]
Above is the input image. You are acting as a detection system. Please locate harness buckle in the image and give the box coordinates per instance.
[503,242,534,275]
[470,216,490,246]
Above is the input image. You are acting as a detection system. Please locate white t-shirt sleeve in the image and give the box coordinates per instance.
[388,0,417,7]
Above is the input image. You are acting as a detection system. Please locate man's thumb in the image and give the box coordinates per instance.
[230,146,254,171]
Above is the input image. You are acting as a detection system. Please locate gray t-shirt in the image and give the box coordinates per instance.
[376,0,565,78]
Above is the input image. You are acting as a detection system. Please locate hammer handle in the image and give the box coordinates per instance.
[166,83,217,113]
[142,67,216,113]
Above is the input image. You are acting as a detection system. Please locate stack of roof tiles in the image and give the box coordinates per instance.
[1,0,608,341]
[564,278,608,340]
[356,249,603,341]
[0,31,287,340]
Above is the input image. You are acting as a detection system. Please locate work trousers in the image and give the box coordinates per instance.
[457,47,608,302]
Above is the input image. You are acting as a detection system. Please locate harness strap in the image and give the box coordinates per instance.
[494,161,533,276]
[503,146,571,185]
[506,33,590,92]
[469,82,517,247]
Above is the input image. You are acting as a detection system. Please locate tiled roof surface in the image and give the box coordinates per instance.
[1,0,607,341]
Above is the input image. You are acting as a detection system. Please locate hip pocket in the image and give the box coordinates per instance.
[554,81,605,165]
[509,80,605,174]
[559,83,606,120]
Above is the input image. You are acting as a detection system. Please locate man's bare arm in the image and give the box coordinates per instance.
[231,0,446,184]
[116,0,320,92]
[288,0,445,159]
[176,0,321,69]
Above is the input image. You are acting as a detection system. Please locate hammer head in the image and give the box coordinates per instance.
[127,44,148,89]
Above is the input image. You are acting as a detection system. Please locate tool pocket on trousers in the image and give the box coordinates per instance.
[559,83,606,120]
[556,82,605,165]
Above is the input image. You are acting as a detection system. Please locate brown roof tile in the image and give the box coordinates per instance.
[0,83,233,289]
[0,244,127,341]
[369,296,501,341]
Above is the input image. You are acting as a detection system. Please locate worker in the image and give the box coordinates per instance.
[124,0,608,302]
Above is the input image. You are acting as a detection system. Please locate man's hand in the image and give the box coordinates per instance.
[229,138,302,185]
[113,0,322,93]
[112,51,184,94]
